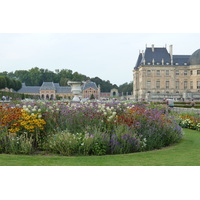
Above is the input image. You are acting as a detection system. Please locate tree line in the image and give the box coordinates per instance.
[1,67,133,93]
[0,75,22,91]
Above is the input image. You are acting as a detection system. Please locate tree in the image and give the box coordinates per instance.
[118,81,133,94]
[59,77,69,86]
[90,94,95,100]
[28,67,42,86]
[12,79,22,91]
[0,76,6,89]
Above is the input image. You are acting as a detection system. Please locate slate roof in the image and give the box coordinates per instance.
[17,82,72,94]
[56,87,72,94]
[17,86,40,94]
[188,49,200,65]
[134,53,142,70]
[134,46,191,70]
[54,83,72,93]
[40,82,56,90]
[173,55,190,66]
[82,81,98,90]
[135,47,171,69]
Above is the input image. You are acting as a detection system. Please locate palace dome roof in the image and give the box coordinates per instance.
[189,49,200,65]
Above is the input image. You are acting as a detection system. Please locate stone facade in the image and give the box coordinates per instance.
[17,81,100,100]
[82,80,100,99]
[133,45,200,101]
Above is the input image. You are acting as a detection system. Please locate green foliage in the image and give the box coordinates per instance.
[3,67,134,93]
[45,128,110,156]
[90,77,114,92]
[0,129,200,166]
[0,76,22,91]
[0,76,6,89]
[118,81,133,94]
[0,91,34,100]
[0,133,34,155]
[90,93,95,100]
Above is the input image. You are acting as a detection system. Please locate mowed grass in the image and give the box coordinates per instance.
[0,128,200,166]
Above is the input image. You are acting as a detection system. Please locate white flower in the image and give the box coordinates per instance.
[38,109,41,112]
[112,112,116,116]
[28,105,31,108]
[38,115,42,119]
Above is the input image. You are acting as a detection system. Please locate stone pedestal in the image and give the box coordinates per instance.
[68,81,82,102]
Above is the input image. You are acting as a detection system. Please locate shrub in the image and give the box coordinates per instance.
[117,106,183,150]
[0,133,34,154]
[179,113,200,131]
[45,128,110,156]
[110,125,144,154]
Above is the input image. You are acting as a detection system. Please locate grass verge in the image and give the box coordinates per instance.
[0,128,199,166]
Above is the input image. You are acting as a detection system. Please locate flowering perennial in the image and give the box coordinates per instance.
[0,100,183,155]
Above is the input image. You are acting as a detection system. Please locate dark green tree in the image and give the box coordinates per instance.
[0,76,6,89]
[90,93,95,100]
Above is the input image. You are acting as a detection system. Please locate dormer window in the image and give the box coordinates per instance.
[148,63,151,65]
[184,63,187,65]
[157,63,160,65]
[166,63,169,65]
[176,63,179,65]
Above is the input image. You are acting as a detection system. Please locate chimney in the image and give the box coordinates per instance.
[162,58,164,65]
[169,45,173,65]
[141,50,145,65]
[152,44,154,52]
[152,58,155,65]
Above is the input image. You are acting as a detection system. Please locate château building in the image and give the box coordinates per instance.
[17,80,100,100]
[133,45,200,101]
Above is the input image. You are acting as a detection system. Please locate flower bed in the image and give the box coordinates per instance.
[178,113,200,131]
[0,101,183,155]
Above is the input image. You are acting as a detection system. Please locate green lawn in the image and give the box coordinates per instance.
[0,128,200,166]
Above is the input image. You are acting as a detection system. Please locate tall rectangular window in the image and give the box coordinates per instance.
[166,70,169,76]
[156,81,160,89]
[176,81,179,89]
[197,70,200,75]
[147,70,151,76]
[166,81,169,89]
[184,81,187,89]
[156,70,160,76]
[190,81,193,89]
[197,81,200,89]
[146,81,151,89]
[191,70,193,75]
[176,70,179,75]
[184,70,188,76]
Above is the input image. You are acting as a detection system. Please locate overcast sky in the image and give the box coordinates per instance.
[1,0,200,198]
[1,33,200,86]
